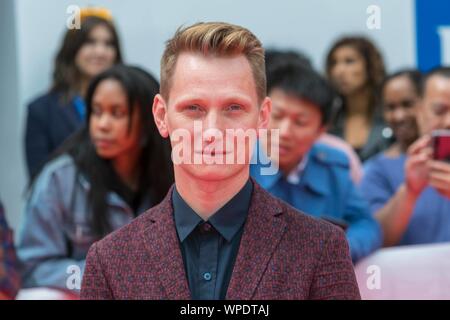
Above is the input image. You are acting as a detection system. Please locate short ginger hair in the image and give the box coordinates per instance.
[160,22,266,102]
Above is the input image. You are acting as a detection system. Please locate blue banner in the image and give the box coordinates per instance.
[416,0,450,71]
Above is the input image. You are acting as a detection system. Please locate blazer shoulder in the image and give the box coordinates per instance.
[278,197,347,242]
[27,91,60,111]
[92,200,166,256]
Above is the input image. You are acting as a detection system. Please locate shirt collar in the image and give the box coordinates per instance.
[172,179,253,243]
[285,154,309,185]
[254,144,329,196]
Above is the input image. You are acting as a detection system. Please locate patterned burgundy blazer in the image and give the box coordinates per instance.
[81,180,361,300]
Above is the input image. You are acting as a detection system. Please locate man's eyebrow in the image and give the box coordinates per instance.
[171,94,253,106]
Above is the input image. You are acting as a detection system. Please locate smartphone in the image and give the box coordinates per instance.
[432,130,450,162]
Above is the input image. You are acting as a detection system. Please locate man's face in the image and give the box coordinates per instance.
[268,88,325,174]
[153,52,270,181]
[421,75,450,133]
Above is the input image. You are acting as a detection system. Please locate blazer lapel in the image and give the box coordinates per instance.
[141,187,191,300]
[226,181,287,300]
[59,99,82,131]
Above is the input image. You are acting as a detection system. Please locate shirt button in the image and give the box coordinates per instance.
[203,272,212,281]
[202,223,212,232]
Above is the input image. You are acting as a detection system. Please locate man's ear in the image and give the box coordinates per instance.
[318,123,327,136]
[152,94,169,138]
[257,97,272,133]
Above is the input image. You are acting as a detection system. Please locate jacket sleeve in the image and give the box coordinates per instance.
[17,167,85,292]
[81,242,113,300]
[25,100,51,178]
[343,181,383,263]
[309,226,361,300]
[0,203,21,299]
[359,159,395,216]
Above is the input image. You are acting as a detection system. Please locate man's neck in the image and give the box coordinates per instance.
[279,157,303,177]
[174,167,250,220]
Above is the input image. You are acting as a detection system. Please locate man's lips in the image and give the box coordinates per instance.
[273,143,291,152]
[194,150,232,156]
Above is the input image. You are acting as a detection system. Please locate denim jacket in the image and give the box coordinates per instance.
[251,142,382,262]
[17,154,151,291]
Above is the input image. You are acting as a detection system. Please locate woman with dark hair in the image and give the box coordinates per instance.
[326,36,392,161]
[359,69,423,246]
[17,65,174,292]
[25,9,122,178]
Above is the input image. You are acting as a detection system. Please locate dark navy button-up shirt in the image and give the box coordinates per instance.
[172,179,253,300]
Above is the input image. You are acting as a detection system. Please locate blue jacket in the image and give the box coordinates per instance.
[17,154,151,291]
[251,142,382,262]
[25,91,84,178]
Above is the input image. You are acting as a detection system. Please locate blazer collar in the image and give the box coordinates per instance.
[140,179,287,300]
[226,179,287,299]
[141,185,191,299]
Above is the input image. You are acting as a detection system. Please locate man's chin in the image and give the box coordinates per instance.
[178,163,248,181]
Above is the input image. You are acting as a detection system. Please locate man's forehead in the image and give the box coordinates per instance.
[168,52,258,101]
[425,75,450,97]
[174,51,252,74]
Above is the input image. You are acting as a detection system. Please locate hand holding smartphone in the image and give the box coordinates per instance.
[432,130,450,162]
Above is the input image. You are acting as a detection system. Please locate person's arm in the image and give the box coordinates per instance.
[374,184,419,246]
[25,101,51,178]
[374,136,431,246]
[80,242,113,300]
[342,182,382,263]
[309,227,361,300]
[0,204,21,299]
[17,169,85,292]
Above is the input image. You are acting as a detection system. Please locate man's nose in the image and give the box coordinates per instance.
[278,118,292,138]
[204,110,220,130]
[203,111,224,144]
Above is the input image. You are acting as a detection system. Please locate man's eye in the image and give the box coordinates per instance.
[295,119,308,126]
[433,105,447,116]
[186,105,202,112]
[227,104,243,111]
[271,113,282,120]
[401,100,414,108]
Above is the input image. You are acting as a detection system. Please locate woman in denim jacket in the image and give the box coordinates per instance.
[17,65,174,293]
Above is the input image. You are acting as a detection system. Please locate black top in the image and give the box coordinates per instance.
[172,179,253,300]
[328,104,393,162]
